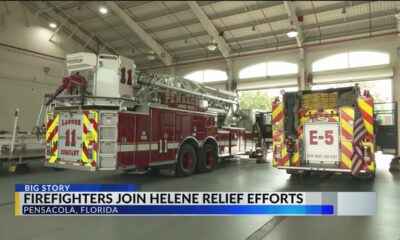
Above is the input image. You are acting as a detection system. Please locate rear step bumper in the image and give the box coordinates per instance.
[277,166,369,173]
[44,161,96,171]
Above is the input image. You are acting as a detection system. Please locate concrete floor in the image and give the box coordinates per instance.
[0,153,399,240]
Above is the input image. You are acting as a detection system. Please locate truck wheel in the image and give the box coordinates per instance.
[176,144,197,177]
[197,143,217,173]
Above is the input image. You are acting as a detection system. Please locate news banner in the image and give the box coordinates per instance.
[15,184,376,216]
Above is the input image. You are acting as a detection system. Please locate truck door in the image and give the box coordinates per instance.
[374,102,398,155]
[150,108,175,163]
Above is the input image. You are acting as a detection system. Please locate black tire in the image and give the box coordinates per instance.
[52,167,65,171]
[197,143,217,173]
[286,169,310,177]
[176,144,197,177]
[286,169,297,175]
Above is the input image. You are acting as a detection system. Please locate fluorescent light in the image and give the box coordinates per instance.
[99,7,108,14]
[286,27,298,38]
[207,41,217,51]
[207,44,217,51]
[49,23,57,28]
[147,51,156,60]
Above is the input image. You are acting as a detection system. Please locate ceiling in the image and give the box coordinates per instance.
[24,1,400,69]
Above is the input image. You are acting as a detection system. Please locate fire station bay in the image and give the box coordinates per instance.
[1,1,400,240]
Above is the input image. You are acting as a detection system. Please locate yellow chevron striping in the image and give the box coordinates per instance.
[363,119,373,136]
[46,114,59,140]
[292,152,299,165]
[341,152,352,169]
[281,146,289,166]
[358,98,373,116]
[82,111,98,167]
[341,142,352,169]
[47,114,59,163]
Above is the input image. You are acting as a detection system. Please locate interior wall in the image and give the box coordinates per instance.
[0,2,86,131]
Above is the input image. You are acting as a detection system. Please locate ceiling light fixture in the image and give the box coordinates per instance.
[395,12,400,20]
[342,7,346,14]
[184,38,188,44]
[207,40,217,51]
[99,7,108,14]
[49,22,57,28]
[147,51,156,61]
[252,25,256,31]
[286,27,298,38]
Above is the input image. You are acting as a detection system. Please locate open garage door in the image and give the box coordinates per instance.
[374,102,398,155]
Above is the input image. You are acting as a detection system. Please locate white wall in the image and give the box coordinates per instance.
[0,2,86,131]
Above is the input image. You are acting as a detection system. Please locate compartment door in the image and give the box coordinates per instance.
[374,102,398,155]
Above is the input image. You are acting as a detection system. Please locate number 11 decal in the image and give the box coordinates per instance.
[65,129,76,146]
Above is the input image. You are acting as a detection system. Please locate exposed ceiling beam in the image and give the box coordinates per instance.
[44,1,120,55]
[135,26,397,69]
[34,1,72,14]
[131,20,396,65]
[22,2,99,53]
[105,1,173,65]
[283,1,303,47]
[93,1,281,35]
[80,1,220,26]
[187,1,231,58]
[79,1,154,25]
[101,1,372,46]
[115,9,396,55]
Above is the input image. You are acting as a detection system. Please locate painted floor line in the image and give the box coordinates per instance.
[245,216,287,240]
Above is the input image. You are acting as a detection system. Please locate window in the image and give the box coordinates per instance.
[312,53,348,72]
[348,51,389,68]
[183,69,227,83]
[312,51,389,72]
[239,61,298,79]
[238,87,298,111]
[267,62,298,76]
[239,63,267,79]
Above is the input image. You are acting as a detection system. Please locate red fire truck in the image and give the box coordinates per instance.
[44,53,269,176]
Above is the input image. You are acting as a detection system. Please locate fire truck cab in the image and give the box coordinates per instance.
[271,86,379,177]
[44,52,259,176]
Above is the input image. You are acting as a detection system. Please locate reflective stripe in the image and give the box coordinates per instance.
[120,145,136,152]
[46,113,59,163]
[118,142,180,152]
[82,111,98,167]
[358,98,374,137]
[292,142,299,166]
[217,140,230,146]
[341,141,352,169]
[340,107,354,140]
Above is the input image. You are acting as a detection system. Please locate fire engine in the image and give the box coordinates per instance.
[44,52,269,176]
[271,86,396,177]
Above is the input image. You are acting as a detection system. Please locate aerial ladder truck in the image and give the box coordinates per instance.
[44,52,269,176]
